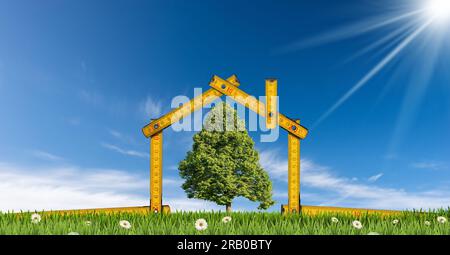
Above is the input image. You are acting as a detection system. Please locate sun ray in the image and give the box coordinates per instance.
[312,19,434,128]
[275,9,425,54]
[386,22,447,157]
[343,18,422,64]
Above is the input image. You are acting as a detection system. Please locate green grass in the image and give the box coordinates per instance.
[1,210,450,235]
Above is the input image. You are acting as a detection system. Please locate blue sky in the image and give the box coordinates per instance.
[1,0,450,212]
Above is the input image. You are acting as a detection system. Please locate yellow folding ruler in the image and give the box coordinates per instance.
[209,75,308,139]
[150,132,163,213]
[287,120,301,213]
[145,74,307,214]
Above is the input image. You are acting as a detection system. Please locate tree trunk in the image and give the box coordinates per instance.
[226,203,232,213]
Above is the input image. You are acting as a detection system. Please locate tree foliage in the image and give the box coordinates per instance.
[178,102,275,210]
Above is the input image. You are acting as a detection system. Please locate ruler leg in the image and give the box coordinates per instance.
[287,120,301,213]
[265,79,278,129]
[150,132,163,213]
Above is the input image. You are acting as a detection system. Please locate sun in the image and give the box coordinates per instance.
[424,0,450,22]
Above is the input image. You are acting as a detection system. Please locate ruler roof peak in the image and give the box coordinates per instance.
[142,74,308,139]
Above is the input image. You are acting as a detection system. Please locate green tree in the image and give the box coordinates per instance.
[178,102,275,212]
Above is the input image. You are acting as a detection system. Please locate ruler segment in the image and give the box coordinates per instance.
[150,132,163,213]
[265,79,278,129]
[142,75,240,138]
[209,75,308,139]
[288,120,301,213]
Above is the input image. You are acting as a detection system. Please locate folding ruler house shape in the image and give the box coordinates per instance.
[142,75,308,214]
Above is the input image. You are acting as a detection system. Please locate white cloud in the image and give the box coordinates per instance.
[163,178,183,187]
[411,161,447,170]
[0,162,148,212]
[101,143,148,158]
[0,162,228,212]
[141,96,163,120]
[272,191,288,199]
[31,150,64,162]
[107,129,136,144]
[109,129,123,139]
[259,149,287,180]
[259,149,450,210]
[368,173,384,182]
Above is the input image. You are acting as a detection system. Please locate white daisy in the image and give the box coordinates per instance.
[367,232,380,235]
[425,221,431,226]
[68,232,80,235]
[331,217,339,223]
[222,216,232,223]
[195,218,208,231]
[85,221,92,226]
[119,220,132,229]
[437,216,447,224]
[352,220,363,230]
[31,213,41,224]
[392,219,399,225]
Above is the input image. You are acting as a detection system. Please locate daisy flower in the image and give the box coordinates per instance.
[68,232,80,235]
[85,221,92,226]
[367,232,380,235]
[331,217,339,223]
[352,220,363,230]
[392,219,399,225]
[31,213,41,224]
[119,220,132,229]
[425,221,431,226]
[222,216,232,223]
[195,218,208,231]
[437,216,447,224]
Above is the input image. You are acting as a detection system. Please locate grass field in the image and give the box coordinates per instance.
[1,209,449,235]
